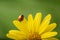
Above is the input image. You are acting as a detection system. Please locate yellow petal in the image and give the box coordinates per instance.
[34,12,42,32]
[44,23,57,32]
[41,32,57,38]
[7,30,26,39]
[39,14,51,34]
[28,14,34,32]
[42,38,59,40]
[13,18,28,32]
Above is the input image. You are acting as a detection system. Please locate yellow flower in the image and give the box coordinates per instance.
[6,12,58,40]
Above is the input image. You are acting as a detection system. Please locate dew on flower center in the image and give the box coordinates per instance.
[28,32,42,40]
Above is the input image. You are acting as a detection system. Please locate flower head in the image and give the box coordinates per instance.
[6,12,58,40]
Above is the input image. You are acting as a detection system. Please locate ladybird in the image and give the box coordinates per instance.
[18,15,24,21]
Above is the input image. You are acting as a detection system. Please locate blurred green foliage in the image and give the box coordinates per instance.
[0,0,60,40]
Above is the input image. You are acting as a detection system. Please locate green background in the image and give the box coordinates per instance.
[0,0,60,40]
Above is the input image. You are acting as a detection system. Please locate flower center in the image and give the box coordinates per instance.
[28,32,42,40]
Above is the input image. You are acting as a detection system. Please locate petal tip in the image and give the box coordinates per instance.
[37,12,42,15]
[56,32,58,35]
[13,20,17,23]
[48,14,51,17]
[53,32,58,36]
[53,23,57,26]
[46,14,51,20]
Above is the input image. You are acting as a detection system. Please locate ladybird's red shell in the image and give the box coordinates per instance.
[18,15,24,21]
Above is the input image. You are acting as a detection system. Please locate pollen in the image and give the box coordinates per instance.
[28,32,42,40]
